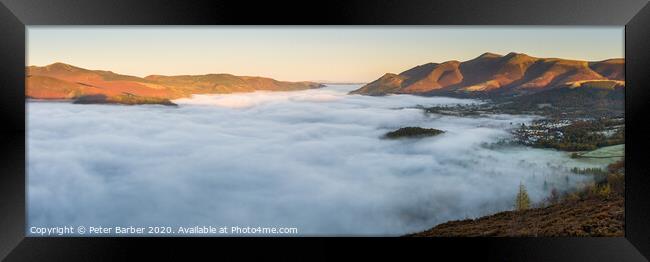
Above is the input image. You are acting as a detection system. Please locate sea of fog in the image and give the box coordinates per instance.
[27,85,600,236]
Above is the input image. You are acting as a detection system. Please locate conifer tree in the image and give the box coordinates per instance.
[516,183,531,211]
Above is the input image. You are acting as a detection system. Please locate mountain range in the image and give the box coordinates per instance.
[27,53,625,107]
[350,52,624,97]
[26,63,324,105]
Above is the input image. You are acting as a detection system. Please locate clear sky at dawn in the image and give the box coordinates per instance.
[28,26,623,82]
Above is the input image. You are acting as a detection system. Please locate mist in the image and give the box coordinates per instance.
[27,85,598,235]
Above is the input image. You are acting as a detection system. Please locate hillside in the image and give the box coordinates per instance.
[145,74,323,95]
[26,63,324,105]
[409,195,623,237]
[494,80,625,118]
[410,160,625,237]
[349,52,624,97]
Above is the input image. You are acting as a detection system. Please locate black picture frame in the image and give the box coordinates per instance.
[1,0,649,260]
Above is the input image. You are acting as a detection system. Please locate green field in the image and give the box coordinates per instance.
[571,144,624,166]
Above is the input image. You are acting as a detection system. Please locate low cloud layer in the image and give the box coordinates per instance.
[27,85,597,235]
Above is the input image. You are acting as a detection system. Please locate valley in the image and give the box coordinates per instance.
[27,52,625,236]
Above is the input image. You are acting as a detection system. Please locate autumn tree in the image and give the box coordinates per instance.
[515,183,531,211]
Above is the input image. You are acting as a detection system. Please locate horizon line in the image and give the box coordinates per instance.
[27,51,625,83]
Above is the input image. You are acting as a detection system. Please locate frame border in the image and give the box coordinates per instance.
[1,0,649,260]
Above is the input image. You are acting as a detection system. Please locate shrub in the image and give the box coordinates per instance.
[597,184,612,198]
[545,188,560,205]
[607,160,625,173]
[606,173,624,196]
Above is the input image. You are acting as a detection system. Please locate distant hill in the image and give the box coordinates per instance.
[145,74,323,95]
[26,63,324,105]
[349,52,624,97]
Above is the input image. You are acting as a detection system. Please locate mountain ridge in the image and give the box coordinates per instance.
[26,63,325,105]
[349,52,624,97]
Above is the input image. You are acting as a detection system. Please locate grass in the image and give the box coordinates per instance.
[571,144,624,166]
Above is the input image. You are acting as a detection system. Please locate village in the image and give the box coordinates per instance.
[512,117,624,152]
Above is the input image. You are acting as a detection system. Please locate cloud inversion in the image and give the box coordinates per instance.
[27,85,597,235]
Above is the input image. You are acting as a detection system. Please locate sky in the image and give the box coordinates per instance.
[27,26,623,83]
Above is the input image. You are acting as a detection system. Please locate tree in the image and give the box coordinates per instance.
[515,183,531,211]
[546,188,560,205]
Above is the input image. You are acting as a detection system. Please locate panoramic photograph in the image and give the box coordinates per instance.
[26,27,624,236]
